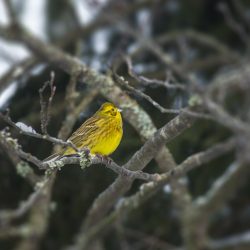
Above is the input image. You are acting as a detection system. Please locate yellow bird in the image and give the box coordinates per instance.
[45,102,123,161]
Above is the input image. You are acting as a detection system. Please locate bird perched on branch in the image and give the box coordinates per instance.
[44,102,123,162]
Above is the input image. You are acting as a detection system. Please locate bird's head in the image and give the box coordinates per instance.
[97,102,122,118]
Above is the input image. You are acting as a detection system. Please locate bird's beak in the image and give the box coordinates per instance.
[118,108,122,112]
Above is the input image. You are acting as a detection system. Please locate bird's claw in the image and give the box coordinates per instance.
[96,154,112,165]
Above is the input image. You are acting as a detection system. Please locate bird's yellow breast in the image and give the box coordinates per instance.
[89,114,123,155]
[90,125,123,155]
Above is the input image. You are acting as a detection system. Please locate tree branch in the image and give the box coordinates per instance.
[67,138,235,249]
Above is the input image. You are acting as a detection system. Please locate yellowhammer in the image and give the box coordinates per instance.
[45,102,123,161]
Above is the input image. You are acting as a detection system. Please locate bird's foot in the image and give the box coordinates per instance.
[95,154,112,165]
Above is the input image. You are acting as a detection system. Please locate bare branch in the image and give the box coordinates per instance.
[39,72,56,134]
[0,111,78,152]
[157,29,240,60]
[114,73,212,119]
[0,224,30,239]
[218,2,250,47]
[0,126,160,183]
[231,0,250,28]
[0,180,46,224]
[3,0,17,24]
[124,56,186,90]
[209,231,250,250]
[195,161,250,214]
[0,57,38,93]
[68,138,235,249]
[71,111,196,247]
[42,156,161,182]
[0,129,40,186]
[204,98,250,135]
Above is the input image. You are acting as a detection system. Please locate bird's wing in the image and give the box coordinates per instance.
[68,116,101,148]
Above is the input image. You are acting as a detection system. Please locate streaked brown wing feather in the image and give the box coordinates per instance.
[68,115,101,148]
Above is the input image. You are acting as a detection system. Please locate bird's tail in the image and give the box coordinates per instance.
[43,152,62,163]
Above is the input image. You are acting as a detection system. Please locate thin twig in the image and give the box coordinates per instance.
[0,57,38,93]
[0,111,78,152]
[218,3,250,47]
[114,73,212,119]
[0,180,47,224]
[0,224,31,239]
[157,29,240,60]
[3,0,17,24]
[195,161,250,214]
[231,0,250,28]
[0,129,40,186]
[209,230,250,250]
[124,56,186,90]
[41,156,160,182]
[39,71,56,134]
[204,97,250,135]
